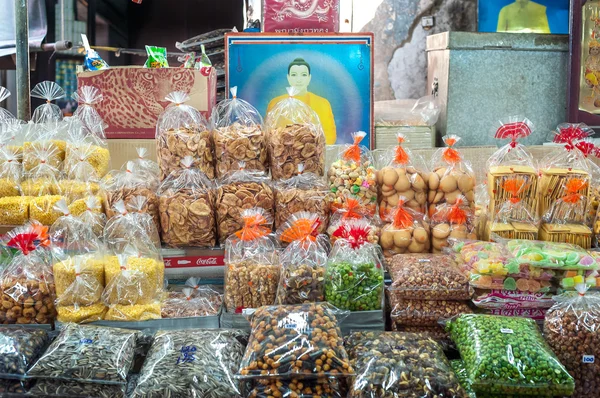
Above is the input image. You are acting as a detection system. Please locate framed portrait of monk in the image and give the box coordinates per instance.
[478,0,569,34]
[225,33,374,148]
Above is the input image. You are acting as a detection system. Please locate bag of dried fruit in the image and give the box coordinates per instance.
[158,156,216,247]
[0,147,22,198]
[428,135,475,216]
[30,81,65,123]
[156,91,213,179]
[274,163,331,234]
[125,147,159,180]
[224,208,280,313]
[325,218,384,311]
[377,133,429,218]
[265,87,325,180]
[328,131,377,215]
[379,198,430,258]
[430,196,478,253]
[327,196,380,246]
[102,161,160,234]
[0,222,56,324]
[212,86,267,178]
[275,212,328,304]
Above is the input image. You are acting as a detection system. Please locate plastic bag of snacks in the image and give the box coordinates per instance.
[0,118,24,159]
[450,360,476,398]
[0,196,31,225]
[390,325,454,350]
[49,199,102,255]
[0,328,49,379]
[248,378,345,398]
[127,147,159,180]
[132,329,247,398]
[29,194,66,226]
[265,87,325,180]
[224,208,280,312]
[328,131,377,215]
[30,81,65,123]
[430,196,477,253]
[156,91,213,180]
[0,147,23,197]
[446,314,574,396]
[238,302,353,378]
[29,380,126,398]
[387,253,471,300]
[377,133,429,217]
[379,199,430,257]
[325,219,384,311]
[388,294,472,327]
[64,136,110,181]
[22,129,64,176]
[472,289,555,309]
[27,324,138,384]
[327,196,380,245]
[73,195,106,238]
[275,212,328,304]
[212,86,267,178]
[558,269,600,291]
[161,286,222,318]
[545,285,600,397]
[103,162,161,234]
[274,164,331,234]
[0,87,15,121]
[428,135,475,215]
[158,156,216,247]
[72,85,106,137]
[58,178,100,202]
[345,331,467,398]
[216,165,274,243]
[489,176,540,241]
[0,224,56,324]
[504,239,598,270]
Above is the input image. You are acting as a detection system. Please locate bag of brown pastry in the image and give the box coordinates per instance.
[430,196,477,253]
[224,208,280,313]
[377,133,429,218]
[274,163,331,234]
[379,197,430,258]
[327,196,380,245]
[212,86,267,178]
[275,212,328,304]
[265,87,325,180]
[158,156,216,247]
[156,91,213,179]
[216,163,274,244]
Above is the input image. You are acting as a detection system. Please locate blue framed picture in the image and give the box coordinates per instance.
[478,0,569,34]
[226,33,374,148]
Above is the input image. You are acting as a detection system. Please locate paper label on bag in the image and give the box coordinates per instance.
[500,328,514,334]
[583,355,595,363]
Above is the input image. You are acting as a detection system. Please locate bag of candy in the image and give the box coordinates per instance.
[430,196,478,253]
[30,81,65,123]
[504,239,598,270]
[379,198,430,257]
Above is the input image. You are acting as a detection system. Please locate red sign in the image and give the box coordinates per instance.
[263,0,340,33]
[164,255,224,268]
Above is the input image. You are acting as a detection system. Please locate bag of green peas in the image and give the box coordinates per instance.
[325,218,384,311]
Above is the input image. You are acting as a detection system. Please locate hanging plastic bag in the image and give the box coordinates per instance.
[223,208,280,313]
[212,86,267,178]
[127,147,159,180]
[489,176,540,241]
[328,131,377,215]
[265,87,325,180]
[275,212,328,304]
[156,91,213,179]
[74,195,106,238]
[430,196,478,253]
[379,198,430,257]
[429,135,476,216]
[325,219,384,311]
[0,87,15,121]
[158,156,216,247]
[30,81,65,123]
[0,147,22,198]
[327,196,380,246]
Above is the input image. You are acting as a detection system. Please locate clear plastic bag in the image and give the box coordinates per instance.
[238,302,353,378]
[265,87,325,180]
[446,314,574,396]
[545,285,600,398]
[327,196,380,246]
[274,164,331,234]
[72,85,107,139]
[328,131,377,215]
[0,147,23,197]
[487,117,536,171]
[389,295,472,327]
[212,86,267,178]
[377,133,429,217]
[346,331,467,398]
[27,323,138,384]
[0,87,15,121]
[325,220,384,311]
[379,199,430,257]
[161,286,222,318]
[387,253,471,300]
[216,165,274,243]
[75,195,106,238]
[490,176,540,241]
[29,380,126,398]
[132,329,247,398]
[428,135,476,215]
[158,156,216,247]
[0,328,49,379]
[30,81,65,123]
[275,212,328,304]
[558,269,600,291]
[503,239,598,270]
[450,360,476,398]
[0,196,31,225]
[128,147,160,180]
[22,128,64,177]
[248,378,345,398]
[49,199,102,257]
[430,196,478,253]
[64,132,110,181]
[156,91,213,180]
[224,208,280,312]
[0,118,25,159]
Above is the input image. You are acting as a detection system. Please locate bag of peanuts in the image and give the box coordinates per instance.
[328,131,377,215]
[428,135,475,216]
[0,147,23,198]
[212,86,267,178]
[126,147,159,180]
[377,133,429,218]
[274,164,331,234]
[0,223,56,324]
[158,156,216,247]
[379,198,430,258]
[430,196,478,253]
[156,91,213,180]
[30,81,65,123]
[275,212,329,304]
[102,161,161,234]
[265,87,325,180]
[72,85,107,138]
[224,208,280,313]
[216,163,274,244]
[327,196,380,246]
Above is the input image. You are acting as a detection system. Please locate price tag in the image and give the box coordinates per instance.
[500,328,514,334]
[583,355,595,364]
